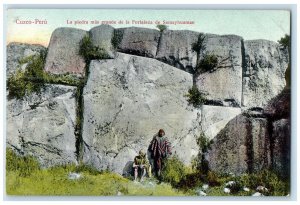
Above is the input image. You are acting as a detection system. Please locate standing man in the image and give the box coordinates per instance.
[148,129,172,179]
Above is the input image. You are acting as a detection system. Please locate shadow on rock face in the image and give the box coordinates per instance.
[123,160,134,177]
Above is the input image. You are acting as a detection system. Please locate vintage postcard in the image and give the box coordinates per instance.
[5,8,291,197]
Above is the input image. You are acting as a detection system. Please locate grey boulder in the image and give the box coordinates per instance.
[115,27,160,58]
[201,105,241,140]
[156,30,199,73]
[242,40,289,108]
[195,35,243,106]
[6,85,78,167]
[206,114,271,175]
[82,52,201,174]
[44,27,88,76]
[89,24,115,58]
[6,42,46,75]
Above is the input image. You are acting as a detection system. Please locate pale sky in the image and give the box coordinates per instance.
[6,9,290,47]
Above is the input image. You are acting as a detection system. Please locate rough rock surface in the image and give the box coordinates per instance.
[272,119,290,177]
[242,40,289,108]
[116,27,160,58]
[206,114,271,175]
[6,85,77,167]
[195,35,243,106]
[89,24,115,58]
[264,88,290,120]
[156,30,199,73]
[206,87,290,175]
[44,27,88,76]
[82,52,201,174]
[201,105,241,140]
[6,42,46,75]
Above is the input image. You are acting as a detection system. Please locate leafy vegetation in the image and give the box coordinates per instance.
[192,33,206,54]
[6,148,289,196]
[197,53,218,73]
[278,34,290,48]
[7,51,82,99]
[196,133,212,174]
[79,35,110,62]
[6,149,40,177]
[111,29,124,49]
[278,34,291,88]
[156,24,168,32]
[185,85,208,108]
[161,155,190,187]
[192,34,219,74]
[7,51,46,99]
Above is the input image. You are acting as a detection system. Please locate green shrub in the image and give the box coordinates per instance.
[7,51,47,99]
[177,171,203,191]
[185,85,208,108]
[6,148,40,177]
[161,156,187,187]
[79,35,110,62]
[195,133,213,174]
[7,49,83,99]
[197,53,218,73]
[156,24,168,32]
[278,34,291,88]
[111,29,124,49]
[243,169,289,196]
[192,33,206,53]
[43,73,81,86]
[206,171,221,186]
[278,34,290,48]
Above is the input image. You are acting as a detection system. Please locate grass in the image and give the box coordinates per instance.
[6,148,290,196]
[6,149,187,196]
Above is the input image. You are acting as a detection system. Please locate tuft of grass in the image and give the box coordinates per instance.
[7,51,82,99]
[192,33,206,53]
[197,53,218,73]
[156,24,168,32]
[185,85,208,108]
[161,155,187,187]
[6,149,40,177]
[111,29,124,49]
[7,51,46,99]
[239,169,290,196]
[79,35,110,62]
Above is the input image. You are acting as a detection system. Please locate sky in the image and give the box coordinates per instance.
[6,9,290,47]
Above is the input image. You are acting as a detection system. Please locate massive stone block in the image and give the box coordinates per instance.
[201,105,241,140]
[242,40,289,108]
[272,119,290,178]
[206,115,271,175]
[115,27,160,58]
[89,24,115,58]
[6,85,77,167]
[6,42,46,75]
[82,52,201,174]
[156,30,199,73]
[195,34,243,106]
[44,27,88,76]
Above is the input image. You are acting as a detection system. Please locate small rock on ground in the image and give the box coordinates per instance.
[68,172,81,180]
